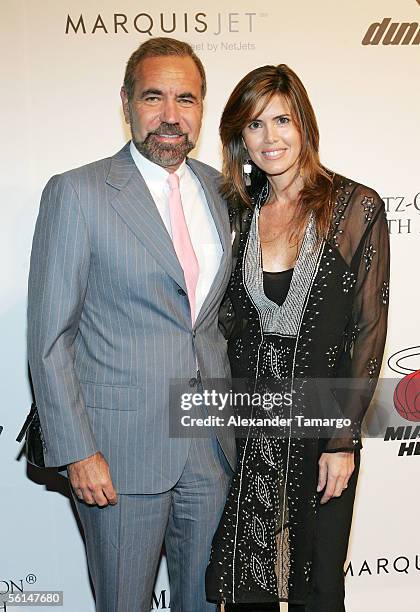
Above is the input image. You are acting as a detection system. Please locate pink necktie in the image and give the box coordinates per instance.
[167,172,199,324]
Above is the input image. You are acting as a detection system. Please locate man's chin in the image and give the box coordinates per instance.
[148,151,187,168]
[134,140,193,168]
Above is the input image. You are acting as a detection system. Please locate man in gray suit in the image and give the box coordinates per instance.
[27,37,236,612]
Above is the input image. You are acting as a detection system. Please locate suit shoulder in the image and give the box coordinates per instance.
[187,158,221,179]
[59,154,113,185]
[42,154,115,204]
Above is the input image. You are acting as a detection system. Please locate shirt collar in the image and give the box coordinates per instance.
[129,140,187,189]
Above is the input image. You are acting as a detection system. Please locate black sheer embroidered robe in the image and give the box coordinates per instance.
[205,174,390,605]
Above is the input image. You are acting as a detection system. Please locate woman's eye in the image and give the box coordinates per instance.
[278,116,290,125]
[248,121,261,130]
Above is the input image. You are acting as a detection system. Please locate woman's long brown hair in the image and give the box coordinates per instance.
[219,64,333,240]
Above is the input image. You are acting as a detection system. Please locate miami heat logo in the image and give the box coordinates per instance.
[388,347,420,422]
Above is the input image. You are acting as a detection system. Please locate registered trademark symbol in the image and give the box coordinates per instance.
[26,574,37,584]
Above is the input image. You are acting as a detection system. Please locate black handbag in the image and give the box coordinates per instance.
[16,402,46,468]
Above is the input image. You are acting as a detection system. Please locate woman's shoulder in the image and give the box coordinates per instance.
[330,172,385,226]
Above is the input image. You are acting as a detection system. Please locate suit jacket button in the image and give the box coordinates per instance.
[178,288,186,296]
[189,377,197,387]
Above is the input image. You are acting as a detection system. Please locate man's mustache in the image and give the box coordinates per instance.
[148,123,185,137]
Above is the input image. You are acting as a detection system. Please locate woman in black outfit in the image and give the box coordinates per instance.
[205,65,389,611]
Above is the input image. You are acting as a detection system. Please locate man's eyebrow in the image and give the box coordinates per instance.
[140,88,163,98]
[139,89,198,102]
[177,92,198,101]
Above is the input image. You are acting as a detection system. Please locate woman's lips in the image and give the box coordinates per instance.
[261,148,287,159]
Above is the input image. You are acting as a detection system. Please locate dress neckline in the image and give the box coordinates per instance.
[263,268,294,275]
[243,206,323,336]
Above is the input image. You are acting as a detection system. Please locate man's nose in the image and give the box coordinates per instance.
[160,98,181,125]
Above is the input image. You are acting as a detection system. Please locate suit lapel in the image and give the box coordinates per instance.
[106,146,231,323]
[107,144,186,291]
[187,158,231,328]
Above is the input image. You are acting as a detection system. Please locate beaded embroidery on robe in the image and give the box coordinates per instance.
[206,173,390,605]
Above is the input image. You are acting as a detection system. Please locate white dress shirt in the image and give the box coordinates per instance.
[130,141,223,321]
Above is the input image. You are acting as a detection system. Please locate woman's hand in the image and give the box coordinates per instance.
[317,452,355,504]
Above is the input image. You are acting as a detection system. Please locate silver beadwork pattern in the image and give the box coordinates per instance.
[363,243,376,272]
[361,195,376,223]
[342,270,356,293]
[244,208,322,336]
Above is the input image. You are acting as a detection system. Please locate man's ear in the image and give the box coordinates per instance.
[120,87,130,124]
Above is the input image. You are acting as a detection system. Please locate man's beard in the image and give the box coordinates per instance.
[133,123,195,168]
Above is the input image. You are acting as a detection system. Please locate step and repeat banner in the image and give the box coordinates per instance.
[1,0,419,610]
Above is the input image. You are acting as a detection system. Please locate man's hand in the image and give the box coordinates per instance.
[317,451,355,505]
[68,452,118,507]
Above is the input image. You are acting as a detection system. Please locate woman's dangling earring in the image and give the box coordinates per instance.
[243,160,252,186]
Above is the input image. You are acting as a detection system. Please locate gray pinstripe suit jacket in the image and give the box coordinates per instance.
[27,143,236,493]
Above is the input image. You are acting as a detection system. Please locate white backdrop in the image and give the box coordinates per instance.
[1,0,420,610]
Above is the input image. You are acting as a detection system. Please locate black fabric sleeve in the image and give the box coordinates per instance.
[325,198,390,452]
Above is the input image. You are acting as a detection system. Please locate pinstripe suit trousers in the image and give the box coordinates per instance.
[72,434,233,612]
